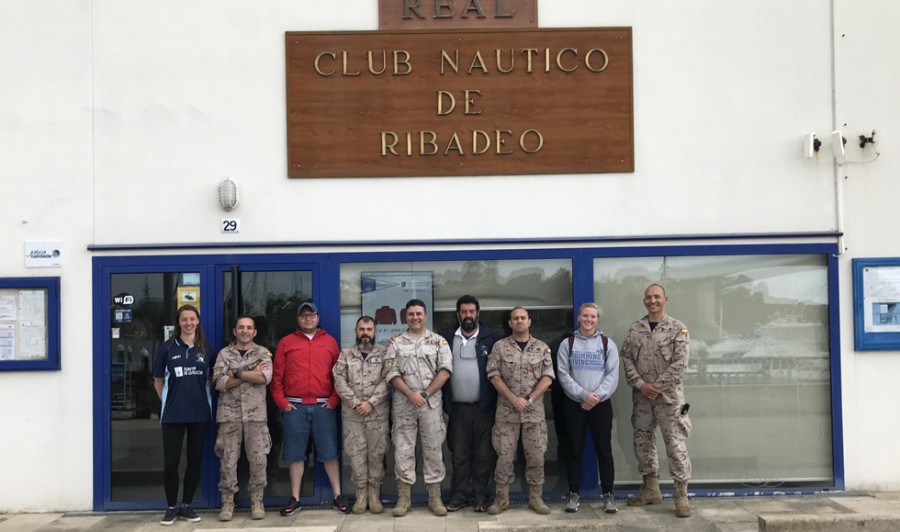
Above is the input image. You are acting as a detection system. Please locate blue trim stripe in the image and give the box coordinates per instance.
[86,231,842,252]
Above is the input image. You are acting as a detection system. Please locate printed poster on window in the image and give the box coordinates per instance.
[361,272,433,345]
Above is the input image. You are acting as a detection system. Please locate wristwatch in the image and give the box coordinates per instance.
[420,391,429,399]
[232,368,242,379]
[524,395,533,405]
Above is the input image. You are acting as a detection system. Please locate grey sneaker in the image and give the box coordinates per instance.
[565,491,580,513]
[603,492,618,514]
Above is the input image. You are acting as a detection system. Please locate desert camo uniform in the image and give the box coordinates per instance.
[486,335,555,486]
[333,343,390,486]
[620,314,692,482]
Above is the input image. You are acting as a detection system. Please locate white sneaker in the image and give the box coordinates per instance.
[565,491,580,513]
[603,492,618,514]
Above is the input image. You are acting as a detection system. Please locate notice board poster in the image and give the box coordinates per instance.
[0,288,48,361]
[862,265,900,332]
[362,272,434,345]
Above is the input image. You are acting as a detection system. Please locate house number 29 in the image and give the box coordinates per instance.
[221,219,240,233]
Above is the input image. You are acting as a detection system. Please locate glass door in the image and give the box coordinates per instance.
[108,270,216,504]
[218,265,326,503]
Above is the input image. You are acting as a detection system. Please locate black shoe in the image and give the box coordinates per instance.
[281,496,301,516]
[178,503,201,522]
[160,507,178,526]
[445,495,465,512]
[334,494,351,514]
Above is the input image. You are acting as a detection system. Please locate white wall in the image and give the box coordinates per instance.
[0,0,96,512]
[832,0,900,491]
[0,0,897,510]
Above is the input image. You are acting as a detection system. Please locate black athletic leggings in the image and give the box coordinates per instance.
[161,422,208,506]
[564,397,614,494]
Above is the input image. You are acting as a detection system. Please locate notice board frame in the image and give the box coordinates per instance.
[0,277,61,371]
[852,257,900,351]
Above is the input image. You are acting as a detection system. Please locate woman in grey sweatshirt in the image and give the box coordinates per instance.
[556,302,620,514]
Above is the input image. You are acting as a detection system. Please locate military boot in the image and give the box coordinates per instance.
[368,482,383,514]
[627,473,663,506]
[427,483,447,516]
[352,484,368,514]
[487,483,509,515]
[527,484,550,515]
[218,492,234,522]
[674,480,692,518]
[250,488,265,519]
[393,482,412,517]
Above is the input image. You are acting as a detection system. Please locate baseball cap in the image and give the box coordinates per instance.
[297,302,319,315]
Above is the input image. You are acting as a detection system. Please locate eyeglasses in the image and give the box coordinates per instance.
[299,313,318,319]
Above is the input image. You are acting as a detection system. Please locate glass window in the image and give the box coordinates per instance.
[593,254,832,488]
[339,258,573,496]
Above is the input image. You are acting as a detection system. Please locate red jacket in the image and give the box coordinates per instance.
[271,328,340,410]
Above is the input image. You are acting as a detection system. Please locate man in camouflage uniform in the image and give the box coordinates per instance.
[621,284,693,518]
[332,316,390,514]
[485,307,555,515]
[383,299,453,517]
[212,315,273,521]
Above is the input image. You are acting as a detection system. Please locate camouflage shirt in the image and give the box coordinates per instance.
[486,335,554,424]
[620,314,690,405]
[383,329,452,410]
[333,343,390,422]
[213,342,272,423]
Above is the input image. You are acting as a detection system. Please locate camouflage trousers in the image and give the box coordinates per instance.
[392,397,446,485]
[492,420,547,485]
[215,421,272,493]
[631,400,692,482]
[343,416,389,485]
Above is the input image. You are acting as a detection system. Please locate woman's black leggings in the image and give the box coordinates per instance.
[161,422,208,506]
[564,397,614,493]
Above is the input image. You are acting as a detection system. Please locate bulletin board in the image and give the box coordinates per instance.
[853,258,900,350]
[0,277,61,370]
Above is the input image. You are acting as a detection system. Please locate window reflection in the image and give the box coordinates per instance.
[339,259,574,497]
[594,254,832,488]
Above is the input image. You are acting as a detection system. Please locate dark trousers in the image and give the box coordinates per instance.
[564,397,614,494]
[447,402,496,502]
[162,422,208,506]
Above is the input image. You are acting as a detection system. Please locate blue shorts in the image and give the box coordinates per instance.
[282,403,340,463]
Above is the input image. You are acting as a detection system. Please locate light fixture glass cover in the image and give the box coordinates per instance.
[218,178,239,211]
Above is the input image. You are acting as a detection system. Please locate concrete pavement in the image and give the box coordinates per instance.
[2,492,900,531]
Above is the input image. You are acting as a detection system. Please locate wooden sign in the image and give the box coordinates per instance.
[286,28,633,178]
[379,0,537,29]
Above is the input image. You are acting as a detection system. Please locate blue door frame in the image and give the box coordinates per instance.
[92,242,844,510]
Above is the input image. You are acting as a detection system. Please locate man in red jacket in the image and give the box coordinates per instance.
[270,302,350,515]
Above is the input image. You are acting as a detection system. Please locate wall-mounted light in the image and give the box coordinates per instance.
[218,178,239,211]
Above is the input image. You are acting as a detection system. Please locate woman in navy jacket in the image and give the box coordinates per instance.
[153,304,214,526]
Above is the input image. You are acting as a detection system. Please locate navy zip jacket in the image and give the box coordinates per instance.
[440,322,500,415]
